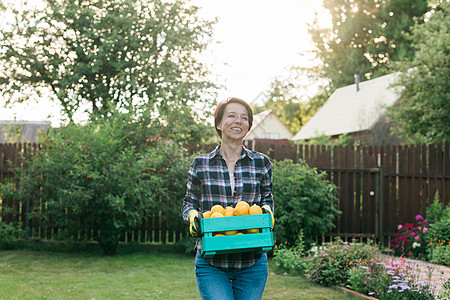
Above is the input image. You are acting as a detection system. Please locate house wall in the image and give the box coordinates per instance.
[245,113,293,140]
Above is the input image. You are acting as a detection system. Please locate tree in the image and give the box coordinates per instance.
[308,0,429,91]
[387,2,450,143]
[0,0,217,123]
[254,68,328,134]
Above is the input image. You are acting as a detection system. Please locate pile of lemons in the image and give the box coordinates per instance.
[202,201,263,236]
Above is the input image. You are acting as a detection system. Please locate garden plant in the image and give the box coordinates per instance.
[272,159,341,247]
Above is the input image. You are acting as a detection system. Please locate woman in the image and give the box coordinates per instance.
[182,97,274,300]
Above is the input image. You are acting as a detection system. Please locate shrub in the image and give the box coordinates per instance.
[305,238,380,287]
[0,197,25,249]
[426,194,450,266]
[426,191,449,224]
[428,245,450,267]
[1,112,192,256]
[272,230,308,275]
[390,214,429,259]
[348,258,435,299]
[272,159,340,246]
[0,222,24,249]
[427,217,450,267]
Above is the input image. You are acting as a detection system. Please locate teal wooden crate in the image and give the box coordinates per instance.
[200,214,274,258]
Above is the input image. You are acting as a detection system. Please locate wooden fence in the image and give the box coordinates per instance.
[1,141,449,246]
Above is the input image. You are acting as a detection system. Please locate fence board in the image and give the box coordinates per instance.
[444,143,450,206]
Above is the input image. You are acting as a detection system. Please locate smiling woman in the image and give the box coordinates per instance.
[182,97,275,299]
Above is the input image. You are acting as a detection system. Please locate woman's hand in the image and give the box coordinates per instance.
[189,210,201,237]
[262,205,274,229]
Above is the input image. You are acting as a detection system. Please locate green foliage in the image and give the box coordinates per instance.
[305,239,380,287]
[272,159,341,246]
[0,0,217,122]
[387,2,450,143]
[348,259,436,299]
[174,236,197,255]
[428,245,450,267]
[0,221,24,250]
[0,198,24,249]
[253,68,329,134]
[272,230,308,275]
[307,133,354,146]
[1,112,191,255]
[308,0,429,91]
[426,191,450,266]
[426,191,448,223]
[439,279,450,300]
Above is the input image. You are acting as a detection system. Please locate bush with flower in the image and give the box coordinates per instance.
[305,238,380,287]
[390,214,429,259]
[347,257,436,299]
[426,195,450,267]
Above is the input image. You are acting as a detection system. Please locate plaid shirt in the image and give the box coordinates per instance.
[182,145,274,270]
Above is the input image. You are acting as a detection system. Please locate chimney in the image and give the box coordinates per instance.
[355,70,360,92]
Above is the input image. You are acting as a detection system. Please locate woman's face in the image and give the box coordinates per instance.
[216,102,250,141]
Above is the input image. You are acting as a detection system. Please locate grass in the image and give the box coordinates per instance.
[0,249,360,299]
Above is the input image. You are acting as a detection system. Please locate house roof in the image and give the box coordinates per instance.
[0,120,51,143]
[293,72,401,140]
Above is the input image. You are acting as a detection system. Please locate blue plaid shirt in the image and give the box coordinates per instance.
[182,144,274,270]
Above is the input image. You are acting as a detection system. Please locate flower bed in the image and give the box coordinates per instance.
[272,238,450,299]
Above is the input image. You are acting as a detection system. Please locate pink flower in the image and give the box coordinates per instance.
[397,224,403,230]
[414,235,420,241]
[415,214,423,220]
[422,227,428,233]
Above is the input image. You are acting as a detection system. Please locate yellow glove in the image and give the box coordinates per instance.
[189,210,201,237]
[262,205,275,229]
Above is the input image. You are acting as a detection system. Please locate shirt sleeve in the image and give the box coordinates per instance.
[260,156,274,212]
[182,158,201,223]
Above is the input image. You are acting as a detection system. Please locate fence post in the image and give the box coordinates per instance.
[376,167,383,248]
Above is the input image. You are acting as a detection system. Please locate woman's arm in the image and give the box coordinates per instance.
[182,159,201,223]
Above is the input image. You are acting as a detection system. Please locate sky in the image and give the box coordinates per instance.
[0,0,331,126]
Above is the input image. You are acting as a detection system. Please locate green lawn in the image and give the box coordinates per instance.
[0,249,359,299]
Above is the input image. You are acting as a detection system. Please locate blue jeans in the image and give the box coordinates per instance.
[195,253,268,300]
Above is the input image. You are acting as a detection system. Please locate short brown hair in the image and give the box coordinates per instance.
[214,97,253,138]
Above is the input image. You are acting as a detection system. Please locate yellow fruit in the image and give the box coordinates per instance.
[211,212,224,218]
[225,206,234,212]
[224,210,234,217]
[233,205,249,216]
[249,204,262,215]
[214,233,225,236]
[211,204,225,215]
[225,230,238,235]
[236,232,244,235]
[246,228,260,234]
[203,211,212,218]
[235,201,250,210]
